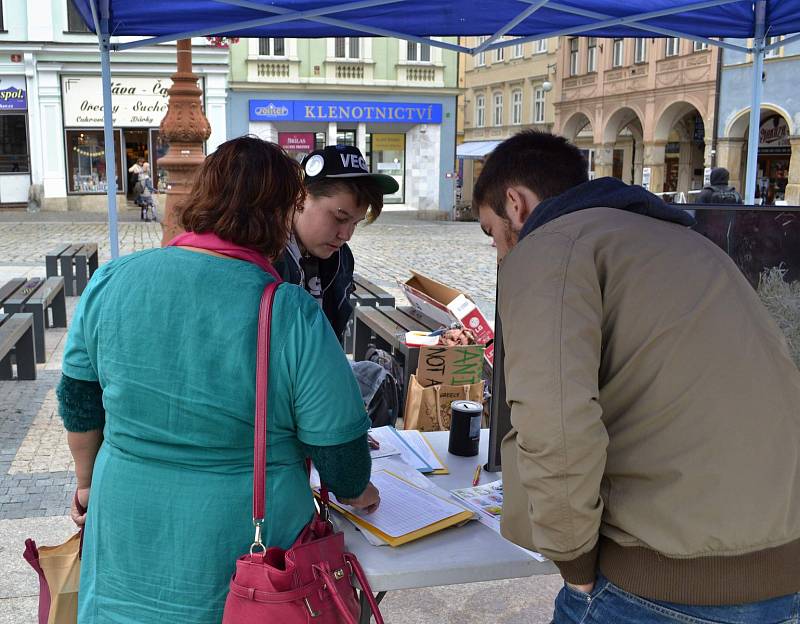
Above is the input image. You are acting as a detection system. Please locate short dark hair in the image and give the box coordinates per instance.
[473,130,589,218]
[179,136,305,259]
[306,178,385,224]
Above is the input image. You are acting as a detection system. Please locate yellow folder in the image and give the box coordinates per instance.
[317,470,474,547]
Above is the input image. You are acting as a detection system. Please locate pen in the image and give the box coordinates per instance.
[471,464,482,487]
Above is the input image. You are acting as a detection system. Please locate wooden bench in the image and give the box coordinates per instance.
[2,277,67,363]
[353,305,441,394]
[344,274,396,353]
[0,313,36,380]
[45,243,99,296]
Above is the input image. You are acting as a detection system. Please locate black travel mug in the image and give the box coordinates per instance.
[448,400,482,457]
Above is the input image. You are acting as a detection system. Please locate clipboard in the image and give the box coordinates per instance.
[317,470,474,547]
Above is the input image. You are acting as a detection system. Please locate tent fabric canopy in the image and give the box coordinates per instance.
[74,0,800,45]
[73,0,799,262]
[457,141,502,160]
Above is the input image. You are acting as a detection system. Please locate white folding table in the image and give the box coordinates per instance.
[341,430,557,622]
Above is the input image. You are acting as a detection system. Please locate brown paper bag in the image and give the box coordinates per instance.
[24,530,81,624]
[403,374,484,431]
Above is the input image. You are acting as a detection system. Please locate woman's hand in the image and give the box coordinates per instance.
[71,487,90,527]
[339,482,380,514]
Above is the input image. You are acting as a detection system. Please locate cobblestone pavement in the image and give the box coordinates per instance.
[0,211,563,623]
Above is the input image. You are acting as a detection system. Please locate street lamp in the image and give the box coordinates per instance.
[541,62,557,92]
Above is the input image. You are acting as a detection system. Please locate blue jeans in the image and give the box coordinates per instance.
[553,575,800,623]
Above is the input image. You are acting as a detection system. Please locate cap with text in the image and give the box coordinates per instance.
[300,145,399,195]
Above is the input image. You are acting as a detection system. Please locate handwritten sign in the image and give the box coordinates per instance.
[416,345,485,388]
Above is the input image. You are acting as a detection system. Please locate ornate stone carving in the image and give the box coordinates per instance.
[157,39,211,246]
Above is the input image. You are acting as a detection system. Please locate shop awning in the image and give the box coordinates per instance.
[457,141,503,160]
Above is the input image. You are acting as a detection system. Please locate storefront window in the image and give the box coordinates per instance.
[149,129,170,192]
[336,129,356,146]
[371,133,404,204]
[314,132,326,150]
[65,129,122,193]
[67,1,91,32]
[0,113,30,172]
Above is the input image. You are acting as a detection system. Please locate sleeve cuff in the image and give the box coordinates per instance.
[553,542,599,584]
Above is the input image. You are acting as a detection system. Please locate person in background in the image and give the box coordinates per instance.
[473,130,800,623]
[697,166,743,204]
[274,144,398,344]
[58,136,379,624]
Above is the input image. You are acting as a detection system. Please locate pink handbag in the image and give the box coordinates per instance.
[222,281,384,624]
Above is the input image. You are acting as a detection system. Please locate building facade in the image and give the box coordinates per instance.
[0,0,228,210]
[227,36,459,215]
[553,35,719,200]
[716,37,800,205]
[458,36,559,205]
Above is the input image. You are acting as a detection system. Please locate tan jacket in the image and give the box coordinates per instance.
[499,207,800,605]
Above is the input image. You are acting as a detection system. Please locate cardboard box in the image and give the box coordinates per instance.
[401,271,495,365]
[416,345,485,387]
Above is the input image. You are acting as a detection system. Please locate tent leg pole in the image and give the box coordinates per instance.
[744,0,767,205]
[100,36,120,259]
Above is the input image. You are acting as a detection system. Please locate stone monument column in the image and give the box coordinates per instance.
[158,39,212,246]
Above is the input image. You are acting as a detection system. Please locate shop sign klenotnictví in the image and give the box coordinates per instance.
[0,76,27,110]
[249,99,443,124]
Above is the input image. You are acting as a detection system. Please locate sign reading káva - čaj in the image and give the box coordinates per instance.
[249,99,443,124]
[61,76,203,128]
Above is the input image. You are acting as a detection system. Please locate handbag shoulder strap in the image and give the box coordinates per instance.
[253,280,280,529]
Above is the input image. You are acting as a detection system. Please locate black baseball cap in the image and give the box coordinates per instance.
[301,145,399,195]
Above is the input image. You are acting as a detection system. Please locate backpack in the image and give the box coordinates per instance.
[364,346,403,428]
[709,186,743,205]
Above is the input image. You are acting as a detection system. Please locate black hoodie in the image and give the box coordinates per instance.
[519,177,695,240]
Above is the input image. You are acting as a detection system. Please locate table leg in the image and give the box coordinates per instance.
[16,324,37,380]
[89,250,99,275]
[60,256,75,297]
[358,590,386,624]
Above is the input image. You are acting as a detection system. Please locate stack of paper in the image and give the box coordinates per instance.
[326,470,474,547]
[368,426,448,474]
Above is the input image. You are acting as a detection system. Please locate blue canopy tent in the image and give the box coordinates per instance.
[71,0,800,256]
[72,0,800,473]
[72,0,800,259]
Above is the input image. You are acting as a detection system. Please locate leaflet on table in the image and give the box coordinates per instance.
[396,429,448,474]
[322,470,474,547]
[450,480,504,531]
[450,479,548,562]
[368,426,448,474]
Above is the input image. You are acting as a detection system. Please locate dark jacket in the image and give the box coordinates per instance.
[697,167,742,204]
[274,243,355,344]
